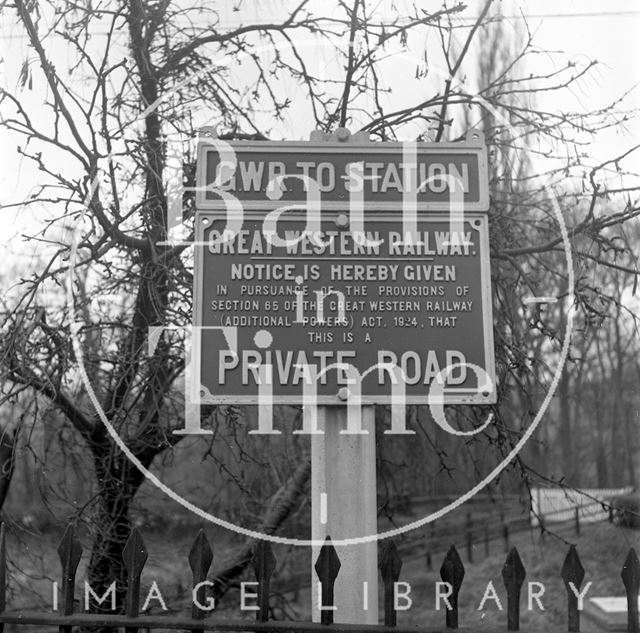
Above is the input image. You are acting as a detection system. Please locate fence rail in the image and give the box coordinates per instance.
[401,494,621,569]
[530,487,633,526]
[258,491,632,605]
[0,521,638,633]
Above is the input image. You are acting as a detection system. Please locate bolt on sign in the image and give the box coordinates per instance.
[192,130,495,405]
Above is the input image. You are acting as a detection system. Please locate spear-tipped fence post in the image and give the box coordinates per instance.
[379,541,402,626]
[440,545,465,629]
[621,548,640,633]
[0,523,5,633]
[561,545,585,633]
[252,540,276,622]
[502,547,526,631]
[57,523,82,633]
[189,529,213,633]
[122,527,148,633]
[314,536,341,625]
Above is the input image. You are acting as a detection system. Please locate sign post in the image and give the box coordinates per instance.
[311,405,377,623]
[192,127,493,624]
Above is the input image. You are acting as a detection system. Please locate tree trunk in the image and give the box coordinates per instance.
[592,383,609,487]
[557,287,579,486]
[610,317,626,486]
[211,456,311,602]
[86,444,148,629]
[0,432,15,512]
[633,364,640,492]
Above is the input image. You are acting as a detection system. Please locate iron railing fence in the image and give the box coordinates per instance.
[0,521,638,633]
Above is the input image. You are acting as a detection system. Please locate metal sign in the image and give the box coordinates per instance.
[195,133,489,211]
[192,209,496,405]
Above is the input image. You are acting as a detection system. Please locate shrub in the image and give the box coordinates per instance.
[612,493,640,528]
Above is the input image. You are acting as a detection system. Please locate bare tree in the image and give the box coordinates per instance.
[0,0,638,616]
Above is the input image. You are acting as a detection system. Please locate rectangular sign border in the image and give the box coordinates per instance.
[191,210,496,406]
[195,139,490,212]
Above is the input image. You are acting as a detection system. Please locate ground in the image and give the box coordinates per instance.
[2,511,638,632]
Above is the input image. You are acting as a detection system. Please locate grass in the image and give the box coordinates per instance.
[394,520,640,631]
[2,517,638,632]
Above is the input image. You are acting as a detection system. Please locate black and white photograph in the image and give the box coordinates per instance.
[0,1,639,631]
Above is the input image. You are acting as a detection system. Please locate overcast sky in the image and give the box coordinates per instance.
[0,0,638,248]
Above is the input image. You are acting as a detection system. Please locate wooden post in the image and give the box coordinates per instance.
[426,522,435,571]
[465,512,473,563]
[311,405,378,624]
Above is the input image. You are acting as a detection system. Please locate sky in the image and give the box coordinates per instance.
[0,0,639,248]
[505,0,640,175]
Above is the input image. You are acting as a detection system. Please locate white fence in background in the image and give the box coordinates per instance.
[530,486,633,526]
